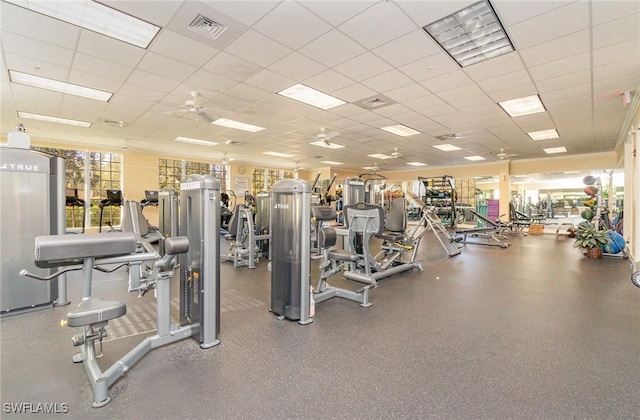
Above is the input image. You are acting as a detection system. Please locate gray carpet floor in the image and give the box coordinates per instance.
[1,232,638,419]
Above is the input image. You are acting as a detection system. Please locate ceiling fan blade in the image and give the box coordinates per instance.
[200,107,233,116]
[164,109,190,116]
[326,131,340,139]
[197,112,214,124]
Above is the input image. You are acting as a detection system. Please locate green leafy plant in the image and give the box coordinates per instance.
[573,222,609,249]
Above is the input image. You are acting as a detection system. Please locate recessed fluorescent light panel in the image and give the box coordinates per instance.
[173,137,218,146]
[499,95,546,117]
[310,141,345,149]
[407,162,427,166]
[423,0,514,67]
[212,118,265,132]
[321,160,344,165]
[368,154,392,160]
[528,129,559,141]
[543,146,567,154]
[4,0,161,48]
[432,144,461,152]
[9,70,113,101]
[17,111,91,127]
[380,124,421,137]
[277,83,346,110]
[263,151,294,158]
[464,155,486,161]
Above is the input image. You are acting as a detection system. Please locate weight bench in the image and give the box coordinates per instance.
[22,231,191,408]
[454,210,511,248]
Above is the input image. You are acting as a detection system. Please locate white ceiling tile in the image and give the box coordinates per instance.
[536,70,591,93]
[593,38,640,68]
[59,99,108,122]
[117,83,168,103]
[420,71,473,93]
[73,53,133,82]
[463,52,525,82]
[592,1,640,25]
[1,32,73,68]
[202,52,263,82]
[244,69,295,93]
[4,53,69,81]
[77,30,146,67]
[138,52,198,82]
[150,30,219,68]
[224,83,272,103]
[298,30,367,68]
[68,70,123,93]
[305,69,354,93]
[518,30,590,68]
[512,112,556,132]
[127,70,181,93]
[372,103,412,118]
[528,52,591,82]
[225,30,292,67]
[594,57,640,82]
[396,1,476,27]
[331,83,377,103]
[477,70,533,94]
[300,1,376,26]
[384,83,431,103]
[372,29,440,68]
[404,95,444,112]
[508,2,589,49]
[269,52,326,82]
[592,13,640,49]
[361,69,414,93]
[325,103,367,118]
[253,2,332,49]
[438,83,488,103]
[398,52,459,82]
[0,2,80,48]
[334,52,392,81]
[488,84,538,103]
[338,2,416,49]
[492,0,574,25]
[183,69,238,95]
[593,73,640,96]
[540,84,591,103]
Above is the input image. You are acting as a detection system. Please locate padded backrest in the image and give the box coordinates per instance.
[35,232,137,265]
[319,227,337,248]
[311,205,336,221]
[227,205,242,236]
[122,200,150,237]
[385,198,407,233]
[343,203,384,236]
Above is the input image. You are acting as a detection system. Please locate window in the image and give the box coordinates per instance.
[32,147,122,230]
[159,158,229,192]
[89,152,122,229]
[251,169,295,194]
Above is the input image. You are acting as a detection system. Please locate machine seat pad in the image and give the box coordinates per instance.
[67,298,126,327]
[328,249,360,262]
[34,232,137,265]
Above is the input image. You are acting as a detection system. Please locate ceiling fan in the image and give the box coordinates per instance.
[313,127,340,147]
[221,153,235,165]
[163,91,228,123]
[362,162,383,173]
[497,148,518,159]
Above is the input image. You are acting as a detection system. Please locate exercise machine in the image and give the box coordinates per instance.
[0,127,69,316]
[66,188,86,233]
[98,189,123,232]
[454,210,511,249]
[20,174,221,408]
[270,179,313,325]
[407,192,462,257]
[313,206,375,308]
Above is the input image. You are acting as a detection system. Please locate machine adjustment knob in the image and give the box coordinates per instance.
[60,319,68,327]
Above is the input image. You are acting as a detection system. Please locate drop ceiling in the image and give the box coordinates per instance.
[1,0,638,173]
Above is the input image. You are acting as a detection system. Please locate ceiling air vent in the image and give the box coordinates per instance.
[435,133,464,141]
[103,119,124,128]
[187,14,228,40]
[353,94,396,110]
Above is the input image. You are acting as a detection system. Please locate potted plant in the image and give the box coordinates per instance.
[573,222,609,258]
